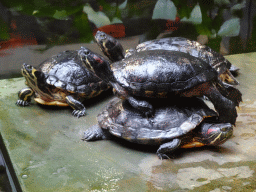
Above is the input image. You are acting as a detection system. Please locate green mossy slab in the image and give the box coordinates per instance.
[0,53,256,191]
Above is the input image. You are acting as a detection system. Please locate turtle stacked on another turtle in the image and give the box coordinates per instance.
[81,31,240,159]
[16,47,110,117]
[94,31,242,107]
[80,31,242,125]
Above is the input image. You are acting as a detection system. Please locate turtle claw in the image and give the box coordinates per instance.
[16,100,30,106]
[72,109,86,118]
[127,97,154,117]
[157,153,171,160]
[83,125,106,141]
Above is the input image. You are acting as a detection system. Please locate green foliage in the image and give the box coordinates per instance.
[0,18,10,40]
[217,17,240,37]
[0,0,254,54]
[152,0,176,20]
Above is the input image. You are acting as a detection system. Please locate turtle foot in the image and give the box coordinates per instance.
[217,107,237,125]
[214,99,237,125]
[127,97,154,117]
[156,139,181,160]
[157,152,171,160]
[72,109,86,118]
[16,100,30,106]
[82,125,108,141]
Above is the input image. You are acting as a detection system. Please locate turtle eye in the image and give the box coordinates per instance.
[221,127,229,132]
[101,34,106,39]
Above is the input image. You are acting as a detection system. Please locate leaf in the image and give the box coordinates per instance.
[119,0,128,9]
[73,12,94,43]
[110,17,123,24]
[217,17,240,37]
[172,0,196,18]
[53,10,68,19]
[152,0,177,20]
[83,4,110,28]
[214,0,230,5]
[0,19,10,40]
[180,4,202,24]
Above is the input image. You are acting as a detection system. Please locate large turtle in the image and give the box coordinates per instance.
[81,48,238,124]
[16,47,109,117]
[95,31,239,85]
[83,97,233,159]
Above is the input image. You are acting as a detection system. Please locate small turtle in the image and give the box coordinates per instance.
[16,47,109,117]
[81,48,238,124]
[95,31,239,85]
[83,98,233,159]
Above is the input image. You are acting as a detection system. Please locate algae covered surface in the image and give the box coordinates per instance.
[0,53,256,191]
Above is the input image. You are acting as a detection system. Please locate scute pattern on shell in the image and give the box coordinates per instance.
[135,37,232,73]
[40,50,108,95]
[111,50,217,95]
[97,97,217,145]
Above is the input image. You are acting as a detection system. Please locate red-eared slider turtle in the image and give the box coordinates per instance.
[81,48,238,124]
[95,31,239,85]
[83,98,233,159]
[16,47,109,117]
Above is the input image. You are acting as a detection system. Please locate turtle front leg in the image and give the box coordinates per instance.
[83,124,111,141]
[157,138,181,159]
[16,87,34,106]
[127,97,154,117]
[66,95,86,118]
[112,83,154,117]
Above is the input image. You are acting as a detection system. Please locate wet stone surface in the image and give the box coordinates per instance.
[0,52,256,191]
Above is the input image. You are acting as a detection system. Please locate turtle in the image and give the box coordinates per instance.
[94,31,242,113]
[94,31,240,85]
[81,48,238,124]
[16,47,109,117]
[83,97,233,159]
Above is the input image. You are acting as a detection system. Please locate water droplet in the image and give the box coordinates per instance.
[22,175,28,179]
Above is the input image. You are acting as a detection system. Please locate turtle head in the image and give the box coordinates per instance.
[79,47,113,82]
[95,31,116,50]
[200,123,233,146]
[21,63,45,87]
[95,31,124,62]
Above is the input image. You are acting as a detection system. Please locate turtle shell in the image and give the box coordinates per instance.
[39,49,106,96]
[97,97,217,145]
[111,50,217,97]
[133,37,231,75]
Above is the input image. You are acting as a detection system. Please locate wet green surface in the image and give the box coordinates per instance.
[0,53,256,191]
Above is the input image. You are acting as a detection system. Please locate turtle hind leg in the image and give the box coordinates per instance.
[219,69,239,85]
[83,124,111,141]
[181,82,237,125]
[220,83,242,106]
[156,138,181,160]
[66,95,86,118]
[16,87,34,106]
[215,79,242,106]
[205,84,237,125]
